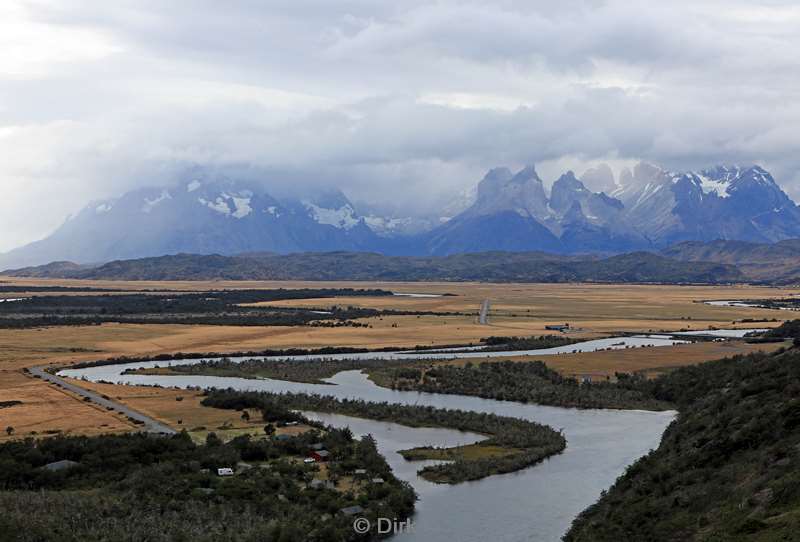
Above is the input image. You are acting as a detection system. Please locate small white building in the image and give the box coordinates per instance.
[217,467,234,476]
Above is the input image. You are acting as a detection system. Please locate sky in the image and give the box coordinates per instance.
[2,0,800,251]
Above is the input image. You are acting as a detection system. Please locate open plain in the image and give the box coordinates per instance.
[1,277,796,440]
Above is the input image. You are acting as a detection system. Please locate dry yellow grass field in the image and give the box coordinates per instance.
[438,340,789,379]
[0,371,133,441]
[1,278,797,439]
[69,380,314,443]
[242,282,797,331]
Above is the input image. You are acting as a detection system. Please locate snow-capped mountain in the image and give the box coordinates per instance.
[423,165,647,255]
[0,177,382,268]
[425,166,559,255]
[611,163,800,245]
[2,162,800,268]
[420,161,800,255]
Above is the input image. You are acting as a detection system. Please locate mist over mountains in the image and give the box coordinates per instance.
[2,162,800,270]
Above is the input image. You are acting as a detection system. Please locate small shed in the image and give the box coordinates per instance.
[217,467,234,476]
[354,468,368,477]
[371,477,385,484]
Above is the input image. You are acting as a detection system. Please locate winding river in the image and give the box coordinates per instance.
[59,335,693,541]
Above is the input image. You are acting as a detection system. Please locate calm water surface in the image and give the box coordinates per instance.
[63,336,688,373]
[63,341,676,542]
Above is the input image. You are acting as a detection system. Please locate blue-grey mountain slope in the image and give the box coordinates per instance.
[2,162,800,268]
[0,177,381,268]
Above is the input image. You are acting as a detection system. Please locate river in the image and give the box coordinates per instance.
[61,333,685,542]
[62,336,688,373]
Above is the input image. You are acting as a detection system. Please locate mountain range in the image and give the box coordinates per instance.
[2,162,800,269]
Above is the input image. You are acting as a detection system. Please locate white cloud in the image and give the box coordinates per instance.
[1,0,800,251]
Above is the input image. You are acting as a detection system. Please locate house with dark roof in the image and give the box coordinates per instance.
[339,505,365,517]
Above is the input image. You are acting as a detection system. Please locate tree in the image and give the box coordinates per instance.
[205,432,222,447]
[264,424,276,436]
[241,410,250,422]
[5,426,13,436]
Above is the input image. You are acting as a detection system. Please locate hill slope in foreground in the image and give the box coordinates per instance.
[565,338,800,541]
[1,251,743,284]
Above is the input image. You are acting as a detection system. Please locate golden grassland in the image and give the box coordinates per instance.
[66,380,314,444]
[0,371,133,441]
[438,340,790,379]
[240,282,797,331]
[1,278,797,439]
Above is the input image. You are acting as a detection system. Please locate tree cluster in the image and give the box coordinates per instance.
[202,390,566,484]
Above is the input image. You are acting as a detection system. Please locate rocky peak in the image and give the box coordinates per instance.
[550,171,590,215]
[509,165,540,184]
[581,164,616,194]
[471,165,549,220]
[549,171,624,225]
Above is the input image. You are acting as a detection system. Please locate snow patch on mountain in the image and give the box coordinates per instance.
[199,197,231,216]
[230,196,252,218]
[95,202,113,214]
[142,190,172,213]
[187,180,202,193]
[631,182,664,210]
[303,201,360,230]
[364,215,415,235]
[196,191,253,219]
[696,174,731,198]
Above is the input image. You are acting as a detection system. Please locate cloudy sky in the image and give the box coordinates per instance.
[2,0,800,251]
